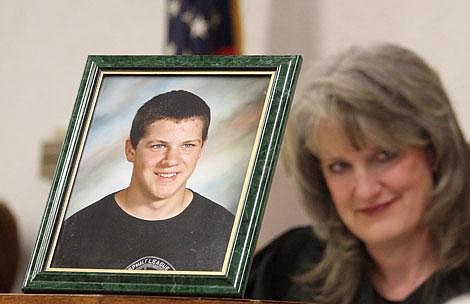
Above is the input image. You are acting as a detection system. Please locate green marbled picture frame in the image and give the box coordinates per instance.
[23,55,302,297]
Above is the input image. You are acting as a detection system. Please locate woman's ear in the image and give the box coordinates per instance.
[426,145,438,174]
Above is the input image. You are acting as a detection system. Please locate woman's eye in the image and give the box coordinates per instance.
[376,150,397,162]
[328,161,350,174]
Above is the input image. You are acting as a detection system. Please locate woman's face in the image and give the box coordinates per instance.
[314,121,434,248]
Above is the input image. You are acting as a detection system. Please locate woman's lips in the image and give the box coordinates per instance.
[358,200,393,216]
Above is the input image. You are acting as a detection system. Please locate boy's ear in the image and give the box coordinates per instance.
[125,138,135,162]
[197,139,207,159]
[201,139,208,151]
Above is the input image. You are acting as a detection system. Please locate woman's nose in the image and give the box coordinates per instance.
[353,168,381,203]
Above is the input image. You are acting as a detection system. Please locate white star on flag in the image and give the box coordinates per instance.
[167,0,181,17]
[190,15,209,39]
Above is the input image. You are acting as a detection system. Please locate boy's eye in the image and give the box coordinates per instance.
[151,144,165,149]
[183,143,196,148]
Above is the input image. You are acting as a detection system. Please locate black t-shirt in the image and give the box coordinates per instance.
[245,226,470,303]
[52,191,234,271]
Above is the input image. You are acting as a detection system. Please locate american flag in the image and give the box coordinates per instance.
[167,0,241,55]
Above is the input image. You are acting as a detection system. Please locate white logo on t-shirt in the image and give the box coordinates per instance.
[126,256,175,270]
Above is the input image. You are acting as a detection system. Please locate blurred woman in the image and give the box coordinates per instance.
[247,44,470,303]
[0,202,19,292]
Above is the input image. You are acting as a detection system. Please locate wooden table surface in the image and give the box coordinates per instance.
[0,294,301,304]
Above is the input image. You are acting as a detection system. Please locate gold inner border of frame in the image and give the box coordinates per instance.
[45,69,276,276]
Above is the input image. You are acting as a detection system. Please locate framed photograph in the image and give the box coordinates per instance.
[23,55,302,296]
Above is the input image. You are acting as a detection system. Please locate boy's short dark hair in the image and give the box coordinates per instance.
[130,90,211,148]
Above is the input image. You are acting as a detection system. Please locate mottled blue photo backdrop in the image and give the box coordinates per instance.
[65,74,271,218]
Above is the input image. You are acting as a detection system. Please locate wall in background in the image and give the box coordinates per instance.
[0,0,167,290]
[1,0,469,291]
[244,0,470,255]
